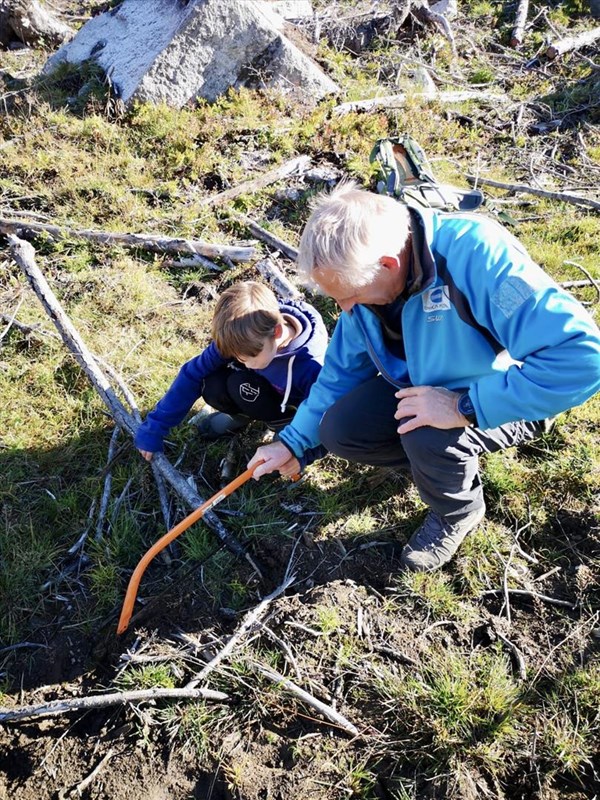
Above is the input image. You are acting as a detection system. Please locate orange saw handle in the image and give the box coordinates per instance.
[117,462,263,635]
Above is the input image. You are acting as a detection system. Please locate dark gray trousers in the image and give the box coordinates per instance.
[319,375,546,523]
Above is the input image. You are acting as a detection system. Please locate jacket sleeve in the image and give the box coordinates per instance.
[135,342,227,453]
[279,312,378,459]
[439,218,600,429]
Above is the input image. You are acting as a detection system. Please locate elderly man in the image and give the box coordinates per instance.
[248,182,600,571]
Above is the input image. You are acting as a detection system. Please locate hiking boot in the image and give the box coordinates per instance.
[400,506,485,572]
[196,412,249,440]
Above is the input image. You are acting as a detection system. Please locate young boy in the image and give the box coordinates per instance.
[135,281,328,461]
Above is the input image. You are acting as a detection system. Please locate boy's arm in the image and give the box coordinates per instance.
[135,343,227,454]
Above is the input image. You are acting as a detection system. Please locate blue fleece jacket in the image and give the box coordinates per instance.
[135,299,328,454]
[279,208,600,462]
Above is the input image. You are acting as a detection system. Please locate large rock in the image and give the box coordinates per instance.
[43,0,338,107]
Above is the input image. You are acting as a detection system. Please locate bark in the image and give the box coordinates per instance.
[2,0,73,48]
[510,0,529,48]
[545,26,600,60]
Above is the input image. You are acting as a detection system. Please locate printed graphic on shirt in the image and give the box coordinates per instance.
[239,383,260,403]
[422,285,451,313]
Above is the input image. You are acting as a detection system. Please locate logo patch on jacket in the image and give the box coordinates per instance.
[422,286,451,312]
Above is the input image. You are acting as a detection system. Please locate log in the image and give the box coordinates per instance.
[466,175,600,212]
[510,0,529,48]
[546,26,600,60]
[332,90,505,116]
[199,155,311,208]
[3,0,74,48]
[7,235,255,567]
[0,217,255,262]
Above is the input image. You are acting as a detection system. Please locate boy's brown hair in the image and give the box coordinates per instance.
[212,281,283,359]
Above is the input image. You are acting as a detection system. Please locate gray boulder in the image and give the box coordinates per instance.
[43,0,338,107]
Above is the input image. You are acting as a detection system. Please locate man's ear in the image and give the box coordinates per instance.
[380,255,400,270]
[273,322,283,339]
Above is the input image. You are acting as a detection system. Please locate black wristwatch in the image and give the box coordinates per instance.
[457,391,477,426]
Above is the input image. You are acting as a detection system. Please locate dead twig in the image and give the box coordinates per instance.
[59,748,116,799]
[563,260,600,305]
[198,156,311,208]
[480,588,577,610]
[495,630,527,680]
[0,687,228,723]
[186,573,296,689]
[249,661,361,737]
[466,175,600,212]
[96,426,121,542]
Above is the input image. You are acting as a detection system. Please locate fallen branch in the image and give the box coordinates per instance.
[0,686,228,723]
[228,210,299,261]
[510,0,529,48]
[333,90,505,116]
[60,748,115,799]
[8,235,253,566]
[546,26,600,61]
[466,175,600,212]
[413,3,457,55]
[0,217,255,262]
[256,257,302,300]
[480,588,577,610]
[250,661,361,737]
[199,156,311,207]
[186,573,296,689]
[495,630,527,680]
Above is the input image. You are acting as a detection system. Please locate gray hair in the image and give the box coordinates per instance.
[297,180,411,290]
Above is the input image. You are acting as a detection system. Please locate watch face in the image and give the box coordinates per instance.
[458,392,475,419]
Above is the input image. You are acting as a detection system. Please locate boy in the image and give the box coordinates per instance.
[135,281,328,461]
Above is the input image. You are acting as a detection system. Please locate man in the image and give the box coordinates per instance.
[248,182,600,571]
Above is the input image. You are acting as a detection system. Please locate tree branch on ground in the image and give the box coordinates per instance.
[0,686,228,723]
[332,89,505,115]
[545,25,600,60]
[466,175,600,211]
[510,0,529,48]
[198,155,311,207]
[0,217,255,262]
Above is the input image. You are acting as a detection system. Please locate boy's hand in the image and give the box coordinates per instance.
[249,442,300,479]
[137,448,154,462]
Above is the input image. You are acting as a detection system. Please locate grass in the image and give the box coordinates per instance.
[1,4,599,798]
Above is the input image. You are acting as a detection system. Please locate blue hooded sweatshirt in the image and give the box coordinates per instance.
[135,299,328,454]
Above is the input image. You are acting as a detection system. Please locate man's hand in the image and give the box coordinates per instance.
[138,448,154,462]
[395,386,468,433]
[248,441,301,479]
